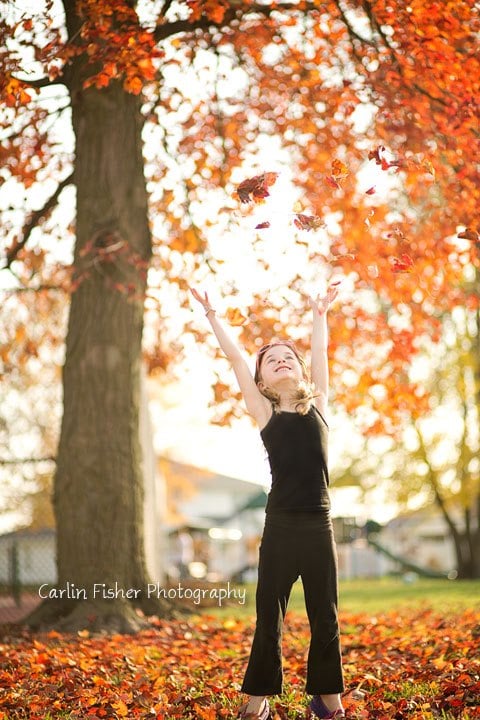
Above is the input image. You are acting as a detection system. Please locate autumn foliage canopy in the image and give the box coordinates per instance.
[0,0,479,436]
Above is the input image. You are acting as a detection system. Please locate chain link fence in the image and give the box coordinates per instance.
[0,528,55,624]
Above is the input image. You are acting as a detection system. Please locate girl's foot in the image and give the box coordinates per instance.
[237,697,269,719]
[309,695,345,719]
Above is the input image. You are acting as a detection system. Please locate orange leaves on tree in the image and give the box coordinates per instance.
[71,3,162,95]
[1,75,34,107]
[235,172,279,204]
[187,0,230,24]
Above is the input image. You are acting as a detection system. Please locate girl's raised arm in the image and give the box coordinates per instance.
[308,284,339,418]
[190,289,270,428]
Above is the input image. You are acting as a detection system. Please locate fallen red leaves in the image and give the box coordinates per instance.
[0,608,478,719]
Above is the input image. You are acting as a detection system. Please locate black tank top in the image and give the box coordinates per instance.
[261,405,331,513]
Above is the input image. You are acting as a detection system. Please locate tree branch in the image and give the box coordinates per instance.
[2,172,74,271]
[414,423,461,542]
[159,0,175,21]
[333,0,376,48]
[0,456,56,465]
[13,75,66,89]
[154,2,319,41]
[0,284,66,294]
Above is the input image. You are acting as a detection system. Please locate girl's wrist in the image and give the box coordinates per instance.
[205,307,216,316]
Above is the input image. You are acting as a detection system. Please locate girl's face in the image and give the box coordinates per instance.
[256,343,305,390]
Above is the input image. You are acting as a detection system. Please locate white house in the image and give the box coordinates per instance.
[377,507,458,576]
[159,456,267,581]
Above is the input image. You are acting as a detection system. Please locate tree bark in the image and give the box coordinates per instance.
[25,1,170,632]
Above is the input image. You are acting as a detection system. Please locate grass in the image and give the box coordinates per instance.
[205,576,480,618]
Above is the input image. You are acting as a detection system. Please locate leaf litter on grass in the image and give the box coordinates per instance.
[0,608,479,719]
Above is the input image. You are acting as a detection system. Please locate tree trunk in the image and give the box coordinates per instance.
[26,2,170,632]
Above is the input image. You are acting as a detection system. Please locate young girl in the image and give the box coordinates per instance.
[191,286,345,720]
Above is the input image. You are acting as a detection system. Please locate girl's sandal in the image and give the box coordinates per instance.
[309,696,345,719]
[237,699,270,719]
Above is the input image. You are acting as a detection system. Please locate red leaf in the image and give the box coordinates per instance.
[391,253,414,273]
[255,221,271,229]
[365,186,376,195]
[325,175,340,189]
[458,228,479,242]
[235,172,278,204]
[368,146,386,164]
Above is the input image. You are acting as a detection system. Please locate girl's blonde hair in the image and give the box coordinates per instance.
[254,341,316,415]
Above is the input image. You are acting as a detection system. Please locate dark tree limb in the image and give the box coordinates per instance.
[333,0,377,48]
[0,457,56,465]
[13,75,66,89]
[154,2,320,42]
[2,172,74,271]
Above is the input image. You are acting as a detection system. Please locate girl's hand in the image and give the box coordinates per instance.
[190,287,216,316]
[308,282,340,315]
[190,287,210,310]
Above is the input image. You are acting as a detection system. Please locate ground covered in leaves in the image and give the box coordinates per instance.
[0,608,479,720]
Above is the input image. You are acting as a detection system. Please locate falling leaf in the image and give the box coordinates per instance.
[331,158,349,181]
[367,264,379,278]
[255,221,271,230]
[235,172,279,204]
[423,159,436,178]
[365,186,376,195]
[225,307,247,325]
[458,228,479,242]
[294,213,324,231]
[368,145,397,171]
[325,175,340,189]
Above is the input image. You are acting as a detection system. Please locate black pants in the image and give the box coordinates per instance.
[241,511,344,696]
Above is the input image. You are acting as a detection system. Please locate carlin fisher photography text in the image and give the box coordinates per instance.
[38,581,247,606]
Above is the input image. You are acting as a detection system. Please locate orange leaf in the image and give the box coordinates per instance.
[111,700,129,717]
[225,307,247,326]
[123,75,143,95]
[331,158,349,180]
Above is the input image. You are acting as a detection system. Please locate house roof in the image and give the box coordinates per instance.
[158,456,268,527]
[158,456,265,496]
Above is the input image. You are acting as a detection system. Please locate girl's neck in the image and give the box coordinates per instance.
[277,391,300,412]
